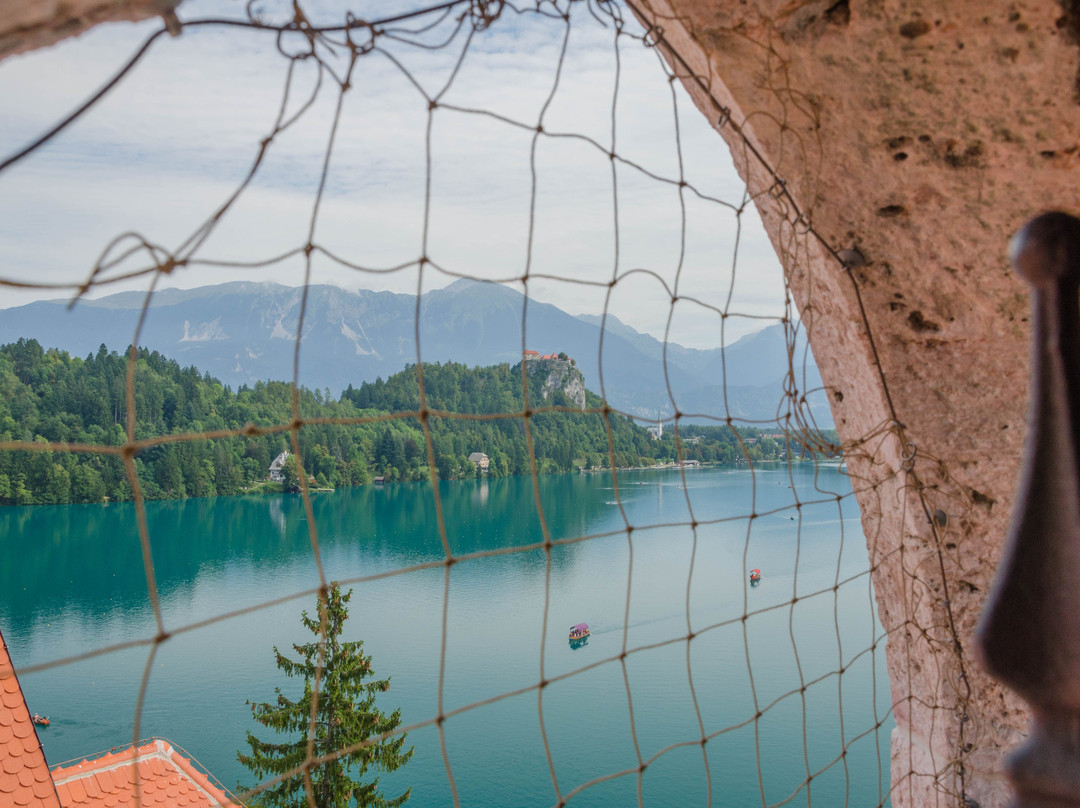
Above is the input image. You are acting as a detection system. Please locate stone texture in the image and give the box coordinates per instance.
[628,0,1080,805]
[0,0,180,60]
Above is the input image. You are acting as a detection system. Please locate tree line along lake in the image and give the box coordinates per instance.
[2,463,892,807]
[0,339,811,506]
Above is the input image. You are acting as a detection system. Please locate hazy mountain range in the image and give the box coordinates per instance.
[0,279,831,427]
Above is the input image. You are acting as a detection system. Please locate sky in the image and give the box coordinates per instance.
[0,0,788,349]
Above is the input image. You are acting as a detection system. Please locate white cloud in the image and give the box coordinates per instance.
[0,0,786,347]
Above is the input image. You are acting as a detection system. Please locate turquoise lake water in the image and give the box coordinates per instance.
[1,464,891,807]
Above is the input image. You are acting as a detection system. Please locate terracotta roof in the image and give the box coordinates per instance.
[0,629,62,808]
[2,630,241,808]
[52,739,243,808]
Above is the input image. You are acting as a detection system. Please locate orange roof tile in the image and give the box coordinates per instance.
[0,629,62,808]
[51,739,243,808]
[2,628,241,808]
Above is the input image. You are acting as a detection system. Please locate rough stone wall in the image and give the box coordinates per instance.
[629,0,1080,805]
[0,0,179,60]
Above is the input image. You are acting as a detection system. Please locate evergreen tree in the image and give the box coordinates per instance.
[280,454,300,492]
[238,585,412,807]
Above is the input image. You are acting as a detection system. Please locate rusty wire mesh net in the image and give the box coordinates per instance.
[0,1,980,806]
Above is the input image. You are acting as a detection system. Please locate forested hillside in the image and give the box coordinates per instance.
[0,340,803,506]
[0,281,833,426]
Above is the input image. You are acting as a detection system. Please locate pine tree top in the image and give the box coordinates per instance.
[238,584,412,808]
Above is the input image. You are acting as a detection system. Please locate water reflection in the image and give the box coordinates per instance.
[0,474,622,637]
[1,464,892,808]
[471,478,489,507]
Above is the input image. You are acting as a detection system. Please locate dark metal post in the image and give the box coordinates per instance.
[977,212,1080,806]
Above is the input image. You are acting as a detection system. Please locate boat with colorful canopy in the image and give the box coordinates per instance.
[568,623,590,640]
[749,568,762,584]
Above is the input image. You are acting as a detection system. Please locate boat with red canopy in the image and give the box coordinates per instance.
[749,569,762,584]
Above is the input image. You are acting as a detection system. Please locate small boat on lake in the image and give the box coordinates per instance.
[749,569,762,585]
[32,714,49,726]
[569,622,590,641]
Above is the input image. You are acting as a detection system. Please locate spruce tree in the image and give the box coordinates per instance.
[238,585,412,807]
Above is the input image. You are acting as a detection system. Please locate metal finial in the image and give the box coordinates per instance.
[977,211,1080,806]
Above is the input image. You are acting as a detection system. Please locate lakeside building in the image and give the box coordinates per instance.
[646,414,664,440]
[267,451,289,482]
[468,452,490,473]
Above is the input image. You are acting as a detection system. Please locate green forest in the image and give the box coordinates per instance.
[0,339,826,506]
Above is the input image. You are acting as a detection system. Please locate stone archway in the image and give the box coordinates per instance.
[628,1,1079,805]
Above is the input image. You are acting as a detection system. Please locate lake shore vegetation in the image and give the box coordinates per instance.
[0,339,835,506]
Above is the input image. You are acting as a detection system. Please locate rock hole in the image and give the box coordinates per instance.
[908,310,941,332]
[877,204,907,217]
[899,19,932,38]
[825,0,850,26]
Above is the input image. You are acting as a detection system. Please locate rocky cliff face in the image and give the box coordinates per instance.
[525,359,586,410]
